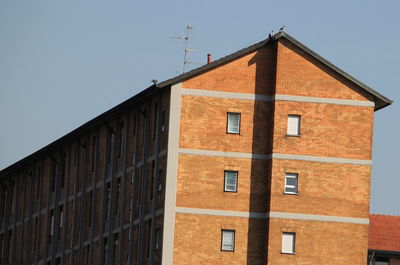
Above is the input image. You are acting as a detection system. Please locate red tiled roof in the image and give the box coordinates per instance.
[369,214,400,252]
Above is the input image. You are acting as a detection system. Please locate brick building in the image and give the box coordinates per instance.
[0,32,393,265]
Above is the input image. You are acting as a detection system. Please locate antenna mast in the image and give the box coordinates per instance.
[182,24,192,73]
[171,24,196,74]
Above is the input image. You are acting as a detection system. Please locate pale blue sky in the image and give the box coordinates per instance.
[0,0,398,214]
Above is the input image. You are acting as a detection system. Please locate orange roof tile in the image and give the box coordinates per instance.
[369,214,400,252]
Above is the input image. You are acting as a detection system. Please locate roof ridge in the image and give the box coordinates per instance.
[370,213,400,217]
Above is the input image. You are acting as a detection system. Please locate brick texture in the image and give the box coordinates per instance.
[369,214,400,252]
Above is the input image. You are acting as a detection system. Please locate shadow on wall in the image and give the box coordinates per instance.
[246,41,277,265]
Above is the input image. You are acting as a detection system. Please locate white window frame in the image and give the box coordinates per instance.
[375,261,389,265]
[281,232,296,254]
[227,113,241,134]
[221,230,235,252]
[284,173,298,194]
[224,170,238,192]
[287,115,301,136]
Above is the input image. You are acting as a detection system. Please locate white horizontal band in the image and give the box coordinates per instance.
[178,148,371,165]
[179,87,374,107]
[275,94,375,107]
[175,207,267,219]
[179,88,273,102]
[268,211,369,224]
[272,153,371,165]
[178,148,270,160]
[175,207,369,224]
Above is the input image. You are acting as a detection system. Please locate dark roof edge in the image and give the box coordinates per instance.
[0,84,160,177]
[159,31,393,111]
[369,249,400,256]
[1,31,393,176]
[279,32,393,110]
[157,35,274,88]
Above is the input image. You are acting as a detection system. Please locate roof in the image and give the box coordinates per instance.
[0,31,393,176]
[159,31,393,110]
[369,214,400,253]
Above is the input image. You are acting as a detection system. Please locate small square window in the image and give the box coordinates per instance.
[284,173,298,194]
[224,171,238,192]
[221,230,235,251]
[227,113,241,134]
[282,232,295,254]
[287,115,300,136]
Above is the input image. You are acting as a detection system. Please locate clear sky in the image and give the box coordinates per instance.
[0,0,398,214]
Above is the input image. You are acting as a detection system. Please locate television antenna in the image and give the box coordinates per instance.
[171,24,199,73]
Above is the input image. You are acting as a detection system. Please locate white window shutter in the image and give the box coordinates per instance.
[227,113,240,134]
[287,115,300,136]
[222,230,235,251]
[282,232,295,253]
[224,171,238,192]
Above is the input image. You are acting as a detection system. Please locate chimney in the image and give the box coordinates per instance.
[207,53,212,64]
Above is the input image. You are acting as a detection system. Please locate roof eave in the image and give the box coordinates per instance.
[0,84,160,177]
[276,32,393,111]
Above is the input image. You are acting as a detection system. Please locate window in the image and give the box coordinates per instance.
[161,110,166,132]
[284,173,298,194]
[227,113,240,134]
[36,166,41,200]
[88,191,93,227]
[51,162,57,192]
[103,237,109,264]
[221,230,235,251]
[0,233,3,261]
[133,113,137,137]
[59,206,64,236]
[147,220,152,257]
[105,183,111,220]
[375,258,389,265]
[150,161,155,200]
[224,171,238,192]
[375,262,389,265]
[287,115,301,136]
[8,230,13,263]
[281,232,295,254]
[155,228,160,250]
[107,128,115,163]
[49,210,55,242]
[91,136,97,172]
[115,179,121,215]
[10,181,16,214]
[153,103,159,140]
[60,153,66,188]
[114,233,119,265]
[118,122,125,159]
[158,169,163,192]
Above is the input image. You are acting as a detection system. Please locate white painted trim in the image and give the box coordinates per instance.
[275,94,375,107]
[162,83,182,265]
[178,148,270,160]
[177,148,371,165]
[268,211,369,224]
[180,87,274,102]
[174,207,369,224]
[179,87,375,107]
[272,153,372,165]
[175,207,268,219]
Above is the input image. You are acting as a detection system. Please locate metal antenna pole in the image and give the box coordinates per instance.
[183,24,192,74]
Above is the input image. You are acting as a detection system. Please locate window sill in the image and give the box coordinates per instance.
[281,252,295,255]
[283,192,299,195]
[286,134,300,137]
[227,132,240,135]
